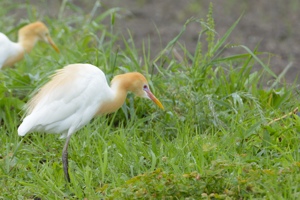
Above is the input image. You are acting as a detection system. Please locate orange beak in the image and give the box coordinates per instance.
[46,35,60,53]
[144,88,164,110]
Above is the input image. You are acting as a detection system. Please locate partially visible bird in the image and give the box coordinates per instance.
[0,21,59,69]
[18,63,164,182]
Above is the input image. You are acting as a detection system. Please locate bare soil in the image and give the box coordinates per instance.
[100,0,300,83]
[8,0,300,82]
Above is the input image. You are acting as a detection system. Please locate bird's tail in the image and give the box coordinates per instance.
[18,119,31,136]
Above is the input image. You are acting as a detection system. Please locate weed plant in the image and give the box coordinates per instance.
[0,2,300,199]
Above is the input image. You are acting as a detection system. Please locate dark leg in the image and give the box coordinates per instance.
[62,135,72,182]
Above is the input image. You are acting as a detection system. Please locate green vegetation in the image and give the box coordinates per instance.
[1,2,300,199]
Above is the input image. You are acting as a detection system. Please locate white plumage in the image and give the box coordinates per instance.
[0,21,59,69]
[18,63,164,182]
[0,33,23,68]
[18,64,111,137]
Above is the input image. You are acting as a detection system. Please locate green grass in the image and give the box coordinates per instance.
[1,1,300,199]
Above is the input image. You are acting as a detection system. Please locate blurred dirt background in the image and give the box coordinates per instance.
[5,0,300,82]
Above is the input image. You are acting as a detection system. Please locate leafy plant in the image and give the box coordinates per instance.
[0,1,299,199]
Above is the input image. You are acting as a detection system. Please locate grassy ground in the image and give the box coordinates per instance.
[1,2,300,199]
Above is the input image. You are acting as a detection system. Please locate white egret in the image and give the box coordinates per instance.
[18,63,164,182]
[0,21,59,69]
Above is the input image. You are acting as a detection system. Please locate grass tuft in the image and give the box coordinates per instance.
[0,1,300,199]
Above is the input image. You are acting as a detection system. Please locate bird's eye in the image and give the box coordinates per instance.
[143,85,148,90]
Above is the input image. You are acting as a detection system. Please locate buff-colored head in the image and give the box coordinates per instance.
[18,21,59,53]
[112,72,164,109]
